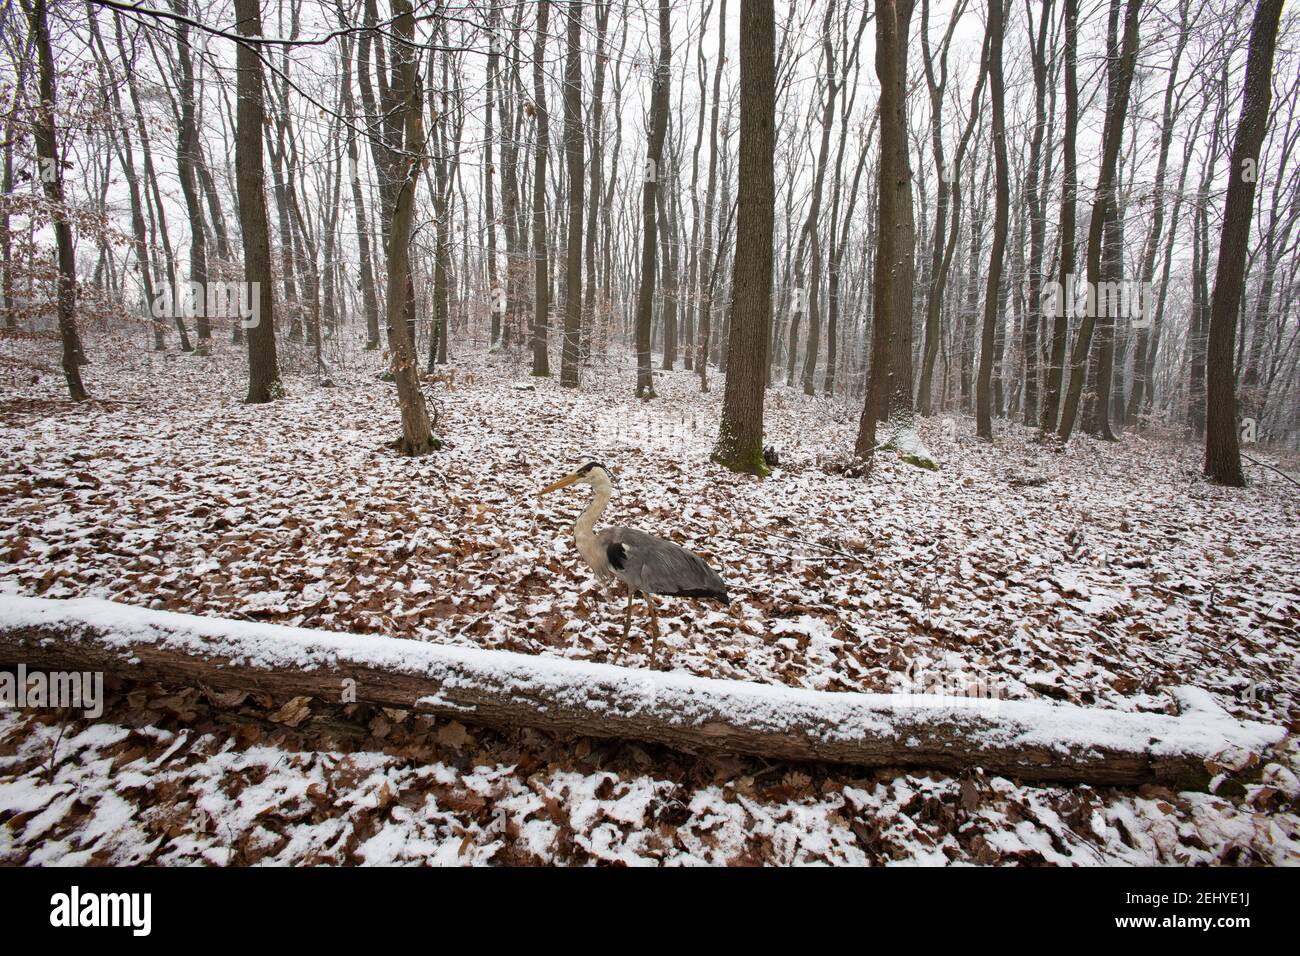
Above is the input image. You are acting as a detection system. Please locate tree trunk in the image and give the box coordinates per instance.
[426,44,453,370]
[0,35,30,329]
[1056,0,1142,445]
[856,0,915,463]
[531,1,552,377]
[917,0,963,416]
[1040,0,1077,435]
[975,0,1008,441]
[559,1,584,387]
[497,2,528,353]
[381,0,437,455]
[1081,183,1121,440]
[796,2,845,396]
[233,0,281,404]
[335,6,381,351]
[695,0,726,394]
[171,0,210,344]
[23,0,88,401]
[1020,0,1052,426]
[658,148,679,371]
[1204,0,1284,486]
[825,111,872,396]
[86,13,163,349]
[580,2,611,366]
[713,0,775,476]
[634,0,671,399]
[919,4,986,417]
[1124,3,1189,427]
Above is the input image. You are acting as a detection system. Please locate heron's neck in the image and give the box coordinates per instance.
[575,483,611,549]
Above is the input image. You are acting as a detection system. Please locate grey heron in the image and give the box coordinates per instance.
[538,462,729,665]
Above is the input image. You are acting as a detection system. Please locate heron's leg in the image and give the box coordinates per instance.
[645,593,662,666]
[614,581,634,659]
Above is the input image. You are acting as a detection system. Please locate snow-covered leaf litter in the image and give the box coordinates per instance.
[0,329,1297,864]
[1,687,1297,865]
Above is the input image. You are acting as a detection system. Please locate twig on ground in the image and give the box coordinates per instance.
[46,711,69,783]
[736,516,869,562]
[1243,452,1300,490]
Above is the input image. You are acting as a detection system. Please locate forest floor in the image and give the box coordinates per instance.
[0,325,1298,865]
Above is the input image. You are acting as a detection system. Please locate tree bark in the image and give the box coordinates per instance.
[1020,0,1052,426]
[380,0,437,455]
[426,45,453,370]
[0,33,30,329]
[497,2,528,352]
[1204,0,1285,486]
[975,0,1008,440]
[1124,2,1189,427]
[634,0,671,399]
[559,1,584,387]
[917,0,971,416]
[171,0,209,343]
[22,0,88,400]
[1056,0,1142,445]
[695,0,726,393]
[335,4,381,351]
[856,0,915,463]
[713,0,775,476]
[530,1,552,376]
[233,0,281,404]
[580,1,611,366]
[86,12,163,349]
[1040,0,1077,435]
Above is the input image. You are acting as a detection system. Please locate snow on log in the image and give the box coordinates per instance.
[0,595,1284,788]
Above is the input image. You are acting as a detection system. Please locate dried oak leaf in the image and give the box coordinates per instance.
[436,720,474,751]
[268,696,313,728]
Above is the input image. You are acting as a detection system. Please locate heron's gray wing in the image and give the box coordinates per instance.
[600,527,728,600]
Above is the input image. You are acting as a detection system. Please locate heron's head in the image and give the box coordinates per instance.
[538,461,613,497]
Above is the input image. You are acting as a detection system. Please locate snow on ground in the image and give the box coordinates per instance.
[2,681,1297,865]
[0,327,1297,864]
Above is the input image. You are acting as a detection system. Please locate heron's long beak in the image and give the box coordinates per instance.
[538,472,581,497]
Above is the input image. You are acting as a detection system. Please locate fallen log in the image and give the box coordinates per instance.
[0,595,1285,788]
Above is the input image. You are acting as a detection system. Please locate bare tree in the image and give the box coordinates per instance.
[1205,0,1285,486]
[1124,0,1190,426]
[336,0,381,350]
[22,0,88,400]
[233,0,282,404]
[559,1,584,387]
[916,0,976,416]
[714,0,775,474]
[1019,0,1053,425]
[381,0,437,453]
[1057,0,1142,445]
[856,0,915,463]
[976,0,1009,440]
[530,0,552,376]
[171,0,209,344]
[1,32,31,329]
[634,0,671,399]
[85,11,162,350]
[1040,0,1077,434]
[695,0,726,393]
